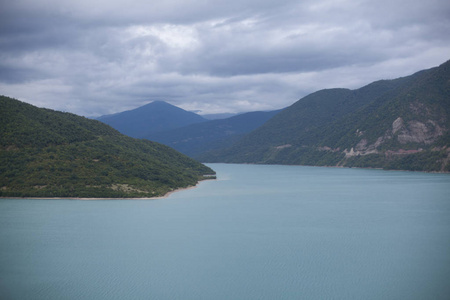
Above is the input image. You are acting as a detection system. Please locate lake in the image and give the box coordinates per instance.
[1,163,450,299]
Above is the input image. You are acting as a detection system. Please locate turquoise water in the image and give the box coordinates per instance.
[1,164,450,299]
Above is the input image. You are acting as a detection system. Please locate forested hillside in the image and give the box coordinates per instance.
[0,96,215,198]
[201,60,450,172]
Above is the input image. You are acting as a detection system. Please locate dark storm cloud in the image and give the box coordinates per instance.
[0,0,449,116]
[0,64,49,84]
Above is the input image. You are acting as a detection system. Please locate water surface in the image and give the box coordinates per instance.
[1,164,450,299]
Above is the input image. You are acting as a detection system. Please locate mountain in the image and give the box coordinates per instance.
[0,96,215,198]
[146,110,282,158]
[201,112,240,120]
[201,60,450,172]
[97,101,207,138]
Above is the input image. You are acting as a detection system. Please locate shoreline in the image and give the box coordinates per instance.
[211,162,450,174]
[0,184,201,201]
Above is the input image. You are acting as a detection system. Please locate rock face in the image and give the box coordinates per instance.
[346,116,447,157]
[392,117,404,134]
[395,118,444,144]
[345,138,381,157]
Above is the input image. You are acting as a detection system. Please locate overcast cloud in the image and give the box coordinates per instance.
[1,0,449,116]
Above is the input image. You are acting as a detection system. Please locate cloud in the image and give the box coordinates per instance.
[0,0,449,116]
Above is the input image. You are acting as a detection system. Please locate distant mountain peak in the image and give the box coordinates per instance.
[144,100,172,107]
[151,100,170,104]
[96,101,207,138]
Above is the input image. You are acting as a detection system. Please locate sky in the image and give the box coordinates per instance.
[1,0,449,117]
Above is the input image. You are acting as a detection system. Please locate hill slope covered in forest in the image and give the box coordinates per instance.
[201,60,450,172]
[0,96,215,198]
